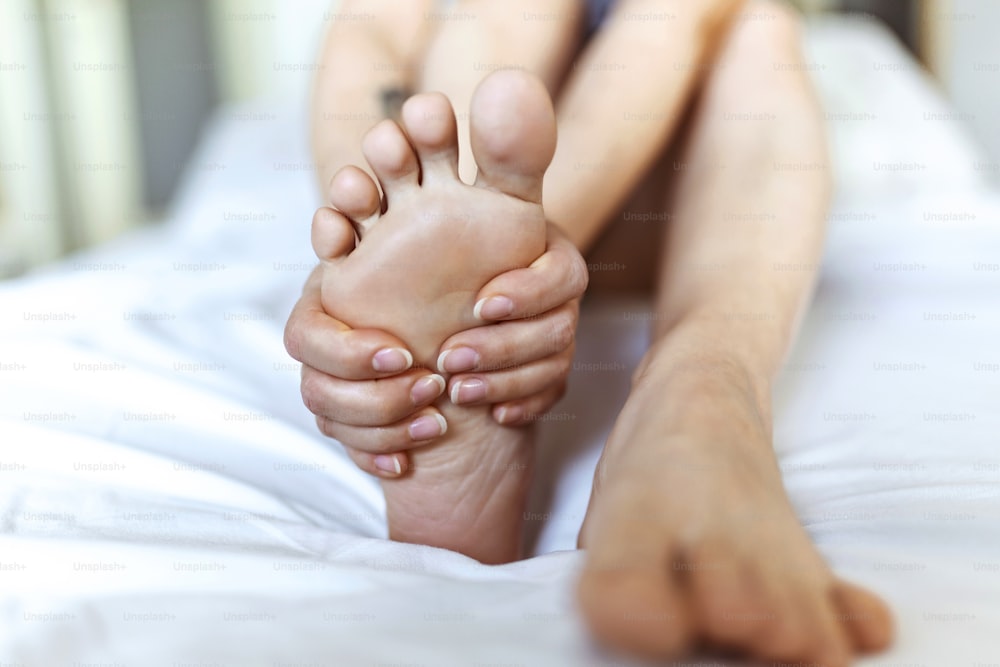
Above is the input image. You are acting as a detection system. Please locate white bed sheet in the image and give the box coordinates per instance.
[2,15,999,667]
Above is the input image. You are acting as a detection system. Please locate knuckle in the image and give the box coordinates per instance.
[566,295,581,320]
[548,309,576,351]
[367,427,404,455]
[315,414,336,439]
[369,397,401,426]
[567,252,590,294]
[300,373,327,416]
[283,317,303,361]
[554,349,574,377]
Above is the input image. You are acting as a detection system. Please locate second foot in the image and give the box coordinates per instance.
[576,375,895,663]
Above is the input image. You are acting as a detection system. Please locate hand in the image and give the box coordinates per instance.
[437,223,587,424]
[284,222,588,476]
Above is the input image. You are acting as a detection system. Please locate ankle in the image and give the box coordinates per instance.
[633,332,773,425]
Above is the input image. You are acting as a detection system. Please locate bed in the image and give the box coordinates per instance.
[1,15,998,666]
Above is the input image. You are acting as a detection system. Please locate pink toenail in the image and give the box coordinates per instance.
[474,296,514,321]
[372,348,413,373]
[437,347,480,373]
[450,378,487,405]
[408,414,447,441]
[411,374,446,405]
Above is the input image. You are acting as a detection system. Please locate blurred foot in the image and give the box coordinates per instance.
[577,370,894,663]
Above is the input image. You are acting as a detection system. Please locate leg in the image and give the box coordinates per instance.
[418,0,586,183]
[576,1,893,662]
[312,71,556,563]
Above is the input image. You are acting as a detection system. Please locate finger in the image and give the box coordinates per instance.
[446,349,571,407]
[472,225,588,321]
[343,445,411,480]
[832,577,895,654]
[437,301,577,374]
[284,275,414,380]
[315,408,448,455]
[301,365,445,427]
[491,383,568,426]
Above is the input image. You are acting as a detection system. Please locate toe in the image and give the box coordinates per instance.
[686,543,767,649]
[756,575,851,666]
[578,563,690,659]
[577,498,690,658]
[361,119,420,203]
[400,92,460,184]
[470,69,556,204]
[311,207,356,263]
[329,165,381,235]
[832,578,895,654]
[804,584,853,667]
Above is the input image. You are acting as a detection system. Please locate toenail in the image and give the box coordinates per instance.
[372,347,413,373]
[409,414,447,441]
[474,296,514,321]
[437,347,480,373]
[410,374,446,405]
[450,378,487,405]
[374,454,402,476]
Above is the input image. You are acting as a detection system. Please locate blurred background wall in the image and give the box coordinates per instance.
[0,0,997,278]
[0,0,330,278]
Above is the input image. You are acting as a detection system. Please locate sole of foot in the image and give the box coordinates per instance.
[312,69,557,564]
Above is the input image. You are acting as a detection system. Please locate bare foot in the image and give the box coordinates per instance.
[577,367,894,663]
[312,70,557,563]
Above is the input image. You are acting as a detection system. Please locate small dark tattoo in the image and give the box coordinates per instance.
[380,87,410,121]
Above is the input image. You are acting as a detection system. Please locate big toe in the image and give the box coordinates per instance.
[577,509,690,659]
[578,563,690,659]
[470,69,556,204]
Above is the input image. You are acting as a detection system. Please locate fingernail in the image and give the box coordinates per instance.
[374,454,402,476]
[450,378,486,405]
[474,296,513,321]
[410,374,445,405]
[408,413,447,441]
[372,347,412,373]
[437,347,480,373]
[496,405,524,424]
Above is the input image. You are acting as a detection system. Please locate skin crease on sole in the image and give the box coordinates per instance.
[312,70,557,565]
